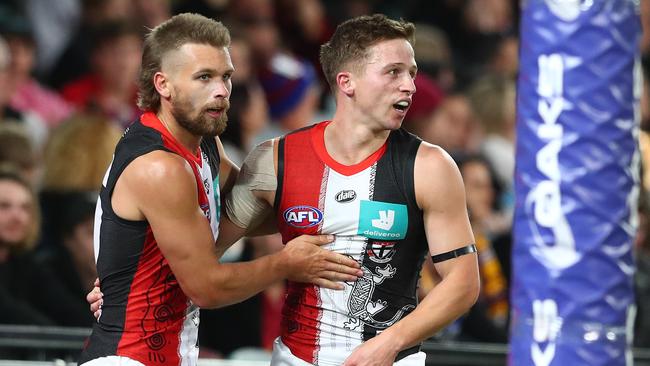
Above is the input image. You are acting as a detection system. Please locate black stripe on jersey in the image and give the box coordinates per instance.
[274,136,285,211]
[81,120,177,361]
[360,128,427,361]
[200,137,220,181]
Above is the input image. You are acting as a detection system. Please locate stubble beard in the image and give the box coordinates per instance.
[171,97,229,137]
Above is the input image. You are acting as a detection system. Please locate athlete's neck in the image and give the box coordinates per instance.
[324,117,390,166]
[156,109,202,152]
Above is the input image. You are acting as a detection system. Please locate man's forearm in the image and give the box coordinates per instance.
[191,250,289,309]
[378,261,479,351]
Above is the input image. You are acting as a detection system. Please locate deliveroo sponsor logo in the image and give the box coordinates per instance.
[357,200,408,240]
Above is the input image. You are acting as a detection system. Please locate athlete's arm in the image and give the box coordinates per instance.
[343,143,480,366]
[115,150,361,309]
[216,139,279,256]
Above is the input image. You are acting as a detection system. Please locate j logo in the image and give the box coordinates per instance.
[372,210,395,231]
[358,201,407,240]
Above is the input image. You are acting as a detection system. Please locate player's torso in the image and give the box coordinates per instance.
[81,113,220,366]
[275,122,427,365]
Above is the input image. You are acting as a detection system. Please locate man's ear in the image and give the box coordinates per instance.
[336,71,354,97]
[154,72,171,99]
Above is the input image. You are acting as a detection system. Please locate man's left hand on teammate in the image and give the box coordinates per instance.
[87,278,103,320]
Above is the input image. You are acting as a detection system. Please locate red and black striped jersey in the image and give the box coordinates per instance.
[79,112,220,366]
[275,121,428,365]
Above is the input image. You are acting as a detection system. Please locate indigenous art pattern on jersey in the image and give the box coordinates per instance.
[275,121,427,366]
[79,112,220,366]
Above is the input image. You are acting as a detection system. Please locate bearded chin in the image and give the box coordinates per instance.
[172,103,228,137]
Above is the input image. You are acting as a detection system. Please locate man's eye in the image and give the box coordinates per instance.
[223,73,232,81]
[198,74,210,81]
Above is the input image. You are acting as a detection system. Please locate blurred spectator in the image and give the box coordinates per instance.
[413,23,456,92]
[47,0,136,89]
[241,14,281,68]
[635,189,650,347]
[274,0,334,86]
[0,8,73,127]
[41,113,122,192]
[404,81,481,155]
[405,73,445,123]
[406,0,517,88]
[132,0,171,29]
[0,123,39,187]
[38,113,120,254]
[0,35,48,148]
[0,168,49,326]
[468,74,517,212]
[258,53,319,131]
[34,114,121,326]
[0,166,94,331]
[33,191,97,327]
[173,0,230,18]
[221,81,270,165]
[227,0,275,25]
[60,20,142,128]
[641,0,650,56]
[488,33,519,78]
[455,153,510,342]
[226,23,256,85]
[23,0,81,78]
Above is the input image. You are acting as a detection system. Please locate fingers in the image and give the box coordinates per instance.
[314,278,345,291]
[93,278,100,287]
[93,308,102,321]
[319,270,359,283]
[86,287,102,304]
[296,234,335,245]
[328,252,361,269]
[324,260,363,277]
[87,284,104,320]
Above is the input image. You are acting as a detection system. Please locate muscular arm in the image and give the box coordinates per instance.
[116,150,359,309]
[344,143,480,365]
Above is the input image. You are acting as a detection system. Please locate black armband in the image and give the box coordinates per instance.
[431,244,477,263]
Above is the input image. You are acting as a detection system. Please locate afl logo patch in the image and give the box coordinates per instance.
[335,190,356,203]
[284,205,323,228]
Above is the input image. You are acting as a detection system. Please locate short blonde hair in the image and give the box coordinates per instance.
[42,114,122,191]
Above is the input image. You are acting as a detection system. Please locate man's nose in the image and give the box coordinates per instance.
[402,75,416,95]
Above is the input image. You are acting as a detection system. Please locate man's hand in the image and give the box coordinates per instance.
[343,335,399,366]
[87,278,103,320]
[281,234,362,290]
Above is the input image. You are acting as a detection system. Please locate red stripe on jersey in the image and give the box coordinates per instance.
[116,113,210,364]
[142,112,211,219]
[277,125,326,364]
[116,228,185,365]
[310,121,387,176]
[141,112,202,167]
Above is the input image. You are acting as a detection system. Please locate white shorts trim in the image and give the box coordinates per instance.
[80,356,145,366]
[270,337,426,366]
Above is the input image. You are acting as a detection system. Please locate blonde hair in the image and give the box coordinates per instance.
[467,74,516,135]
[42,114,122,191]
